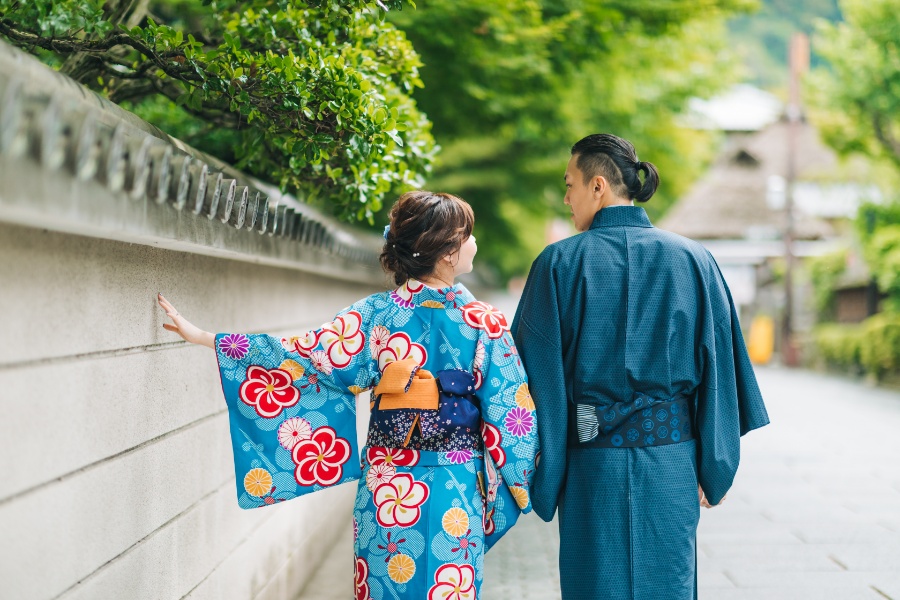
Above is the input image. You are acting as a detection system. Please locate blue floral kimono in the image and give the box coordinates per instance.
[214,280,537,600]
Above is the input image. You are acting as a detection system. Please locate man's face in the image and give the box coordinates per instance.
[564,155,602,232]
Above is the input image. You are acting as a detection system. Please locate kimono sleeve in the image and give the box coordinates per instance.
[696,257,770,506]
[474,323,538,551]
[511,247,567,522]
[214,298,377,509]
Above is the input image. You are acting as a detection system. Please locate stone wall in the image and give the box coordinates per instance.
[0,39,384,599]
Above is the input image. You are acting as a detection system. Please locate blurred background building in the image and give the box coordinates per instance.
[662,83,883,350]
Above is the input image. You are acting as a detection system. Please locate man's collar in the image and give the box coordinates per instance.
[589,205,653,230]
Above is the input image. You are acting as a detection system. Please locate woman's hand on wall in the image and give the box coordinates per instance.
[157,293,215,349]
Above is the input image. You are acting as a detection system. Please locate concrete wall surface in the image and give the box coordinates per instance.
[0,221,382,599]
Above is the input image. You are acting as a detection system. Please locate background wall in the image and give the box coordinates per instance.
[0,221,380,599]
[0,40,388,600]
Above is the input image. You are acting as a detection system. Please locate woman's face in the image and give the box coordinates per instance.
[447,235,477,277]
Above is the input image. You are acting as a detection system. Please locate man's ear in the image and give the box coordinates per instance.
[593,175,608,199]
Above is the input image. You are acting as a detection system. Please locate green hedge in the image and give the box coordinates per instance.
[813,312,900,377]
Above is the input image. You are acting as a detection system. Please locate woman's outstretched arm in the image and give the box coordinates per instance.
[157,293,215,349]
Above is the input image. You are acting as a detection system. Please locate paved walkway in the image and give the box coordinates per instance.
[297,367,900,599]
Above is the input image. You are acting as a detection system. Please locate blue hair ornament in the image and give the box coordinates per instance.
[383,225,390,240]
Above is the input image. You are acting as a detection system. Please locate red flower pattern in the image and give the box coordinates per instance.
[461,301,509,339]
[366,446,420,467]
[238,365,300,418]
[292,426,352,486]
[481,420,506,467]
[355,557,370,600]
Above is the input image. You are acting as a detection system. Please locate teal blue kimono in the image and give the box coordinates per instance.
[512,206,769,600]
[215,280,537,600]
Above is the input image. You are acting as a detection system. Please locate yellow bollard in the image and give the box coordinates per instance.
[747,315,774,365]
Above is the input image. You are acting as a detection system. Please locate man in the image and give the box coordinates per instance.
[512,133,769,599]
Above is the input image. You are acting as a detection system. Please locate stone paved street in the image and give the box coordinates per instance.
[297,366,900,599]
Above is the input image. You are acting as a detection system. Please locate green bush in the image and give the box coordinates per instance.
[864,225,900,312]
[859,312,900,376]
[806,248,848,320]
[813,312,900,377]
[813,322,863,370]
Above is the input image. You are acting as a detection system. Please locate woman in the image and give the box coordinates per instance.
[158,191,537,600]
[512,134,769,599]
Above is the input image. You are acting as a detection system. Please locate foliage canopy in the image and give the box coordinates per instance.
[2,0,752,279]
[389,0,752,278]
[0,0,434,222]
[809,0,900,171]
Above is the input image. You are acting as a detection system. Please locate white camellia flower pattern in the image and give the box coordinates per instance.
[390,279,425,309]
[427,563,477,600]
[281,329,320,358]
[377,331,427,373]
[319,310,366,369]
[374,473,430,527]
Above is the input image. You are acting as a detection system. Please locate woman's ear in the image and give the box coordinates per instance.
[444,250,459,268]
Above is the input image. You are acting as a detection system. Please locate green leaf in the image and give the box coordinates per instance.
[386,130,404,146]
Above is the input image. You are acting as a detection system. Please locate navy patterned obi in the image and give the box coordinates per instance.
[570,393,694,448]
[366,368,482,453]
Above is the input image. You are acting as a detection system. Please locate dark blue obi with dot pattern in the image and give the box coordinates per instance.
[571,393,693,448]
[366,368,482,452]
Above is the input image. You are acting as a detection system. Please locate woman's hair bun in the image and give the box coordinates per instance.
[380,191,474,286]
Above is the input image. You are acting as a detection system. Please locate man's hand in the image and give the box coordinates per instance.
[699,485,725,509]
[157,293,215,349]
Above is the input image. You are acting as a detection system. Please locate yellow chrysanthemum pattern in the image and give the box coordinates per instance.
[515,383,535,411]
[420,300,446,309]
[510,485,530,509]
[442,507,470,537]
[244,468,273,497]
[387,553,416,583]
[279,359,305,381]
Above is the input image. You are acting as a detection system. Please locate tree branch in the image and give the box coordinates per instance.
[0,23,151,56]
[107,77,156,104]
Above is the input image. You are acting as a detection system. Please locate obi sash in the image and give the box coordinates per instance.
[571,393,694,448]
[366,359,481,452]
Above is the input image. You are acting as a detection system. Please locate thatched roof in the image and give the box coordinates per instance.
[659,119,841,241]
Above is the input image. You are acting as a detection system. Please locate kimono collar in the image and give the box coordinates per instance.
[589,206,653,230]
[395,279,470,307]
